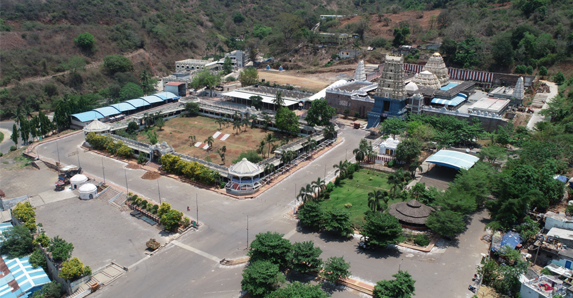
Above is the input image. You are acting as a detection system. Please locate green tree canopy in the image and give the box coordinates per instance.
[103,55,134,74]
[0,225,34,258]
[275,107,299,135]
[396,138,422,163]
[291,241,323,274]
[74,32,96,51]
[380,117,406,138]
[305,99,336,126]
[59,257,88,281]
[30,281,63,298]
[248,232,292,267]
[222,56,233,75]
[373,270,416,298]
[161,209,183,231]
[426,210,465,238]
[241,260,284,298]
[298,201,323,229]
[48,236,74,263]
[238,68,258,86]
[321,208,353,237]
[233,150,262,163]
[320,256,351,284]
[191,68,221,96]
[361,213,404,247]
[269,281,329,298]
[119,82,144,101]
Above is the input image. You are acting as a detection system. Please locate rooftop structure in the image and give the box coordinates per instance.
[467,97,510,115]
[520,274,566,298]
[548,227,573,248]
[388,199,435,228]
[422,53,449,86]
[405,82,419,93]
[109,102,137,113]
[354,60,366,81]
[226,158,264,195]
[412,70,441,90]
[175,59,210,72]
[430,93,468,108]
[425,150,479,170]
[492,231,522,252]
[378,137,400,156]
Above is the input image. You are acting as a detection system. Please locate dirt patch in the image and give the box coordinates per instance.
[338,10,443,41]
[141,171,161,180]
[258,70,333,92]
[0,32,27,50]
[126,163,140,169]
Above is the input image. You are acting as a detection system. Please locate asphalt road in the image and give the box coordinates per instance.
[35,127,487,298]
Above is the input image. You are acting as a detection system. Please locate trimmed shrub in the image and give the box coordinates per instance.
[414,234,430,247]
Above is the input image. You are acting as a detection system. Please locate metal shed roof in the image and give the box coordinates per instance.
[425,150,479,170]
[71,111,105,122]
[125,98,151,108]
[154,91,180,100]
[431,94,467,106]
[93,106,121,117]
[110,102,136,112]
[222,90,298,106]
[140,95,163,104]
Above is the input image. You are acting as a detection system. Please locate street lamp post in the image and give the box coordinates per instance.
[399,259,403,271]
[247,215,249,249]
[76,149,81,167]
[56,141,60,164]
[124,169,129,194]
[157,180,161,204]
[101,157,105,184]
[195,194,199,224]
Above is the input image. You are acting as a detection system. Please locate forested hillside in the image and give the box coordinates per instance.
[1,0,572,118]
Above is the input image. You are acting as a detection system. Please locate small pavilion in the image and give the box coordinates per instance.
[378,137,400,156]
[83,119,111,134]
[389,199,435,230]
[226,158,264,195]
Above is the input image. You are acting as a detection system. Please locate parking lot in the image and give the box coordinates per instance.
[35,195,169,270]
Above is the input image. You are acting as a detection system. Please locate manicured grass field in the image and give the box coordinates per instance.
[320,169,399,227]
[137,115,292,166]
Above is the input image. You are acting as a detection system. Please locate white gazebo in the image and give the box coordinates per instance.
[379,137,400,156]
[83,119,111,134]
[70,174,88,190]
[226,158,264,195]
[78,183,97,200]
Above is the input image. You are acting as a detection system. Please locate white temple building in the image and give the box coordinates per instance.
[379,137,400,156]
[513,76,525,100]
[422,53,450,86]
[354,60,366,81]
[412,70,441,90]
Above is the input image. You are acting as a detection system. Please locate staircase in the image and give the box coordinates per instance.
[67,263,126,298]
[33,160,48,170]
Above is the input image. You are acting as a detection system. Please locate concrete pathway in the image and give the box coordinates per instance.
[527,80,558,129]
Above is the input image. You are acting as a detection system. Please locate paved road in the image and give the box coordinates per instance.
[0,121,17,154]
[35,128,487,298]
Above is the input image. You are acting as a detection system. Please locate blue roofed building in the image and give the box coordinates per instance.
[109,102,137,115]
[92,106,121,118]
[154,92,180,103]
[139,95,163,106]
[0,223,51,298]
[124,98,151,110]
[425,150,479,170]
[71,111,105,128]
[492,231,522,253]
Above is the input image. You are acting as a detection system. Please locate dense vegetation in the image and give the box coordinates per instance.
[1,0,572,119]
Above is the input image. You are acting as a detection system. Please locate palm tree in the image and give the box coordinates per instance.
[233,119,242,134]
[258,140,266,157]
[323,124,337,139]
[264,162,275,174]
[304,184,315,202]
[204,136,215,149]
[353,147,366,162]
[272,91,284,111]
[333,160,349,177]
[241,118,249,132]
[408,159,423,179]
[262,112,272,130]
[297,186,313,203]
[250,115,258,129]
[312,177,326,198]
[216,118,225,130]
[368,190,389,212]
[189,135,196,145]
[387,168,407,198]
[265,133,276,157]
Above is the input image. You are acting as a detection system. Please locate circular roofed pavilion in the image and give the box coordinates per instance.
[389,199,435,230]
[226,158,264,195]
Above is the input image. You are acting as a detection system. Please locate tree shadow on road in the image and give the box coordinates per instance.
[296,224,353,244]
[353,245,403,260]
[321,281,346,295]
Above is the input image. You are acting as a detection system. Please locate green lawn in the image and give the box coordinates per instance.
[320,169,399,227]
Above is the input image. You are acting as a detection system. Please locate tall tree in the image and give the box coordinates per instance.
[248,232,292,268]
[368,190,390,212]
[373,270,416,298]
[11,123,18,146]
[305,99,336,126]
[396,138,422,163]
[320,256,351,284]
[140,70,155,95]
[380,118,406,138]
[425,210,465,239]
[291,241,323,274]
[321,208,353,237]
[239,68,259,87]
[269,282,328,298]
[222,57,233,75]
[241,261,284,298]
[361,213,404,247]
[298,201,322,228]
[191,68,221,97]
[273,91,284,111]
[275,107,299,135]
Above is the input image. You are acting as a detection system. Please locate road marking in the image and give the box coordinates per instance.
[172,240,220,262]
[283,228,297,240]
[128,255,150,270]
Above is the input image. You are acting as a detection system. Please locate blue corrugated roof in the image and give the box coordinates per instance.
[154,92,179,100]
[125,99,150,108]
[492,231,522,253]
[140,95,163,104]
[426,150,479,170]
[93,106,121,117]
[431,94,467,106]
[71,111,104,122]
[2,255,50,295]
[440,82,459,90]
[110,102,136,112]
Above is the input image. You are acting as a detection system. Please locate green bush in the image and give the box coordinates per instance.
[10,145,16,151]
[74,32,96,51]
[103,55,134,75]
[414,234,430,247]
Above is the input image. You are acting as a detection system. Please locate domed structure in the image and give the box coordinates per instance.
[78,183,97,200]
[389,199,436,229]
[422,53,449,86]
[379,137,400,156]
[405,82,419,93]
[412,70,441,90]
[83,119,111,134]
[226,158,264,195]
[70,174,88,190]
